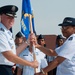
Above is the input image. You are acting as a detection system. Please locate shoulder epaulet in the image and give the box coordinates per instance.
[68,37,73,41]
[0,28,5,32]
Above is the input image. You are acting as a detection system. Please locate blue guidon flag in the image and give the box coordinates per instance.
[21,0,36,39]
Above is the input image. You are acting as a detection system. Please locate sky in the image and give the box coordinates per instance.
[0,0,75,38]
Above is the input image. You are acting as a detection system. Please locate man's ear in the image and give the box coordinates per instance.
[73,26,75,29]
[0,15,1,22]
[73,26,75,33]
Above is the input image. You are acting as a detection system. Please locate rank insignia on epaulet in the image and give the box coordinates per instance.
[68,37,73,41]
[0,28,4,32]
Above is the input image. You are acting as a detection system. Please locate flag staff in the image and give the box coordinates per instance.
[29,14,38,73]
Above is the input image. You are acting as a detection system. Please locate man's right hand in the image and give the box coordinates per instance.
[31,60,39,68]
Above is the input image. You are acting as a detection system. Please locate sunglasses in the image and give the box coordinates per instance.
[40,39,45,41]
[60,26,73,30]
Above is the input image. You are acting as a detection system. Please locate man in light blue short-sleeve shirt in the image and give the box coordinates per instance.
[35,17,75,75]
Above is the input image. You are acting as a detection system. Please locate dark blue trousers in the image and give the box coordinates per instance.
[0,65,13,75]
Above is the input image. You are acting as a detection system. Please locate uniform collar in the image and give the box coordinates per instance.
[67,33,75,41]
[0,22,12,37]
[69,33,75,37]
[0,22,9,31]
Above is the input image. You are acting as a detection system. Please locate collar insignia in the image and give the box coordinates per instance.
[0,28,4,32]
[68,37,73,41]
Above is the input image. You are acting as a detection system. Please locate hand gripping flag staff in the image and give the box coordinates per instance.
[21,0,37,73]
